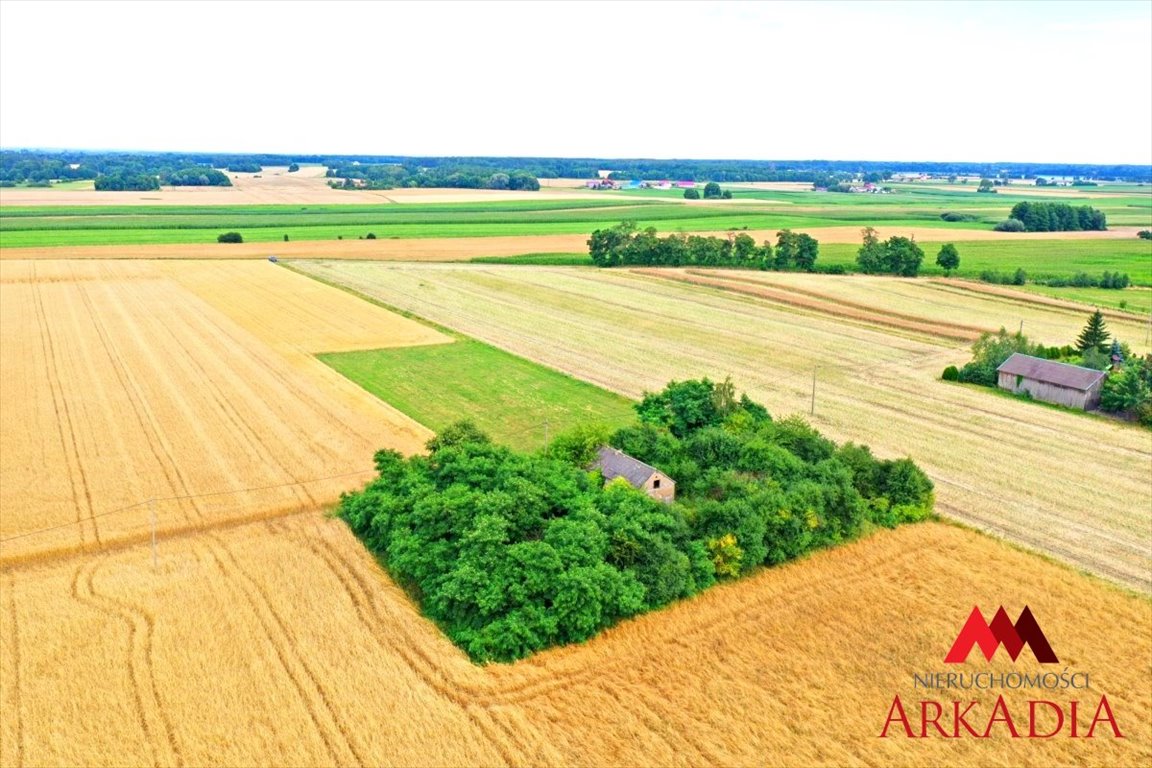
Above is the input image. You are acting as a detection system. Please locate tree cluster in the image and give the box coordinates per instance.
[855,227,925,276]
[588,221,818,270]
[93,173,160,191]
[226,162,262,173]
[325,162,540,191]
[1008,202,1106,232]
[162,167,233,187]
[339,380,934,662]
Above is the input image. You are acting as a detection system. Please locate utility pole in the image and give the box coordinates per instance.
[149,498,157,569]
[810,368,817,416]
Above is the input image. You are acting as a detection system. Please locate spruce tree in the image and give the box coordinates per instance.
[1075,309,1110,354]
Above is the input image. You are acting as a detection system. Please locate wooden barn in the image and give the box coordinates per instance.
[591,447,675,503]
[996,353,1107,410]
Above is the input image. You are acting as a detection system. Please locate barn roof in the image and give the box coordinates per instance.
[592,446,665,488]
[996,353,1107,391]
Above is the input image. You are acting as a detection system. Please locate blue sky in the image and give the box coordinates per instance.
[1,0,1149,164]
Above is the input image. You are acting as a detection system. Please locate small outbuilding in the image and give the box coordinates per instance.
[995,353,1107,410]
[591,446,675,503]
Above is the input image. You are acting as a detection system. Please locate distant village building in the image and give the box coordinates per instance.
[996,353,1107,410]
[591,447,675,503]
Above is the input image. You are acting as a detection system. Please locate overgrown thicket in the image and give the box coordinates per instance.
[1006,202,1107,232]
[340,379,933,663]
[588,221,823,270]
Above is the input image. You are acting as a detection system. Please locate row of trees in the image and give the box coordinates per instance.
[87,166,233,191]
[587,221,820,270]
[339,379,935,662]
[326,163,540,191]
[4,150,1148,186]
[1006,202,1107,232]
[944,312,1151,425]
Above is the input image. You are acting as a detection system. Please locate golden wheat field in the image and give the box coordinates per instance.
[0,260,443,565]
[293,262,1152,592]
[1,513,1148,767]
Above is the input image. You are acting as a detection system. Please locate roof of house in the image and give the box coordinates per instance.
[996,353,1107,391]
[592,446,667,488]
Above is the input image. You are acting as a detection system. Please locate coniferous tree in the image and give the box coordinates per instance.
[1075,309,1110,354]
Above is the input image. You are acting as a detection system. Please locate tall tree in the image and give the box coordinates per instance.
[1074,309,1111,354]
[856,226,884,273]
[935,243,960,275]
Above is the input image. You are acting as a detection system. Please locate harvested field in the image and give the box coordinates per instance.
[1,514,1147,767]
[295,262,1152,592]
[659,270,1150,344]
[0,261,440,565]
[0,168,616,207]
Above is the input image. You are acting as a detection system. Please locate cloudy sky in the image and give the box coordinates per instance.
[2,0,1149,164]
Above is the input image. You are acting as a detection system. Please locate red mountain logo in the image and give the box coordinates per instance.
[945,606,1058,664]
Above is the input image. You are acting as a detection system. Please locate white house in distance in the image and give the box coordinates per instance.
[996,353,1107,410]
[591,447,675,503]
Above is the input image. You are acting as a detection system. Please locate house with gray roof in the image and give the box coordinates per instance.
[996,353,1107,410]
[591,447,675,503]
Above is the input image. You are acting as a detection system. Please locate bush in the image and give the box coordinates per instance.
[941,365,960,381]
[683,188,700,200]
[366,232,377,239]
[940,211,980,222]
[217,232,243,243]
[993,218,1026,232]
[1137,230,1152,240]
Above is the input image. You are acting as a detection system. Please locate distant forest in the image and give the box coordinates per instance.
[2,149,1150,188]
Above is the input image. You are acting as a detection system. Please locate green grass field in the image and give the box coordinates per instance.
[318,339,637,451]
[819,238,1152,284]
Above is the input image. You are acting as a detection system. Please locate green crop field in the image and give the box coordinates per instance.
[6,181,1146,248]
[318,338,637,451]
[818,238,1152,284]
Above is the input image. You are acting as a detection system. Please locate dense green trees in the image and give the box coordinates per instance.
[226,161,262,173]
[703,181,722,199]
[325,161,541,191]
[683,188,700,200]
[588,222,819,271]
[164,168,232,187]
[339,379,934,662]
[3,149,1148,187]
[1008,202,1106,232]
[855,227,924,276]
[93,173,160,191]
